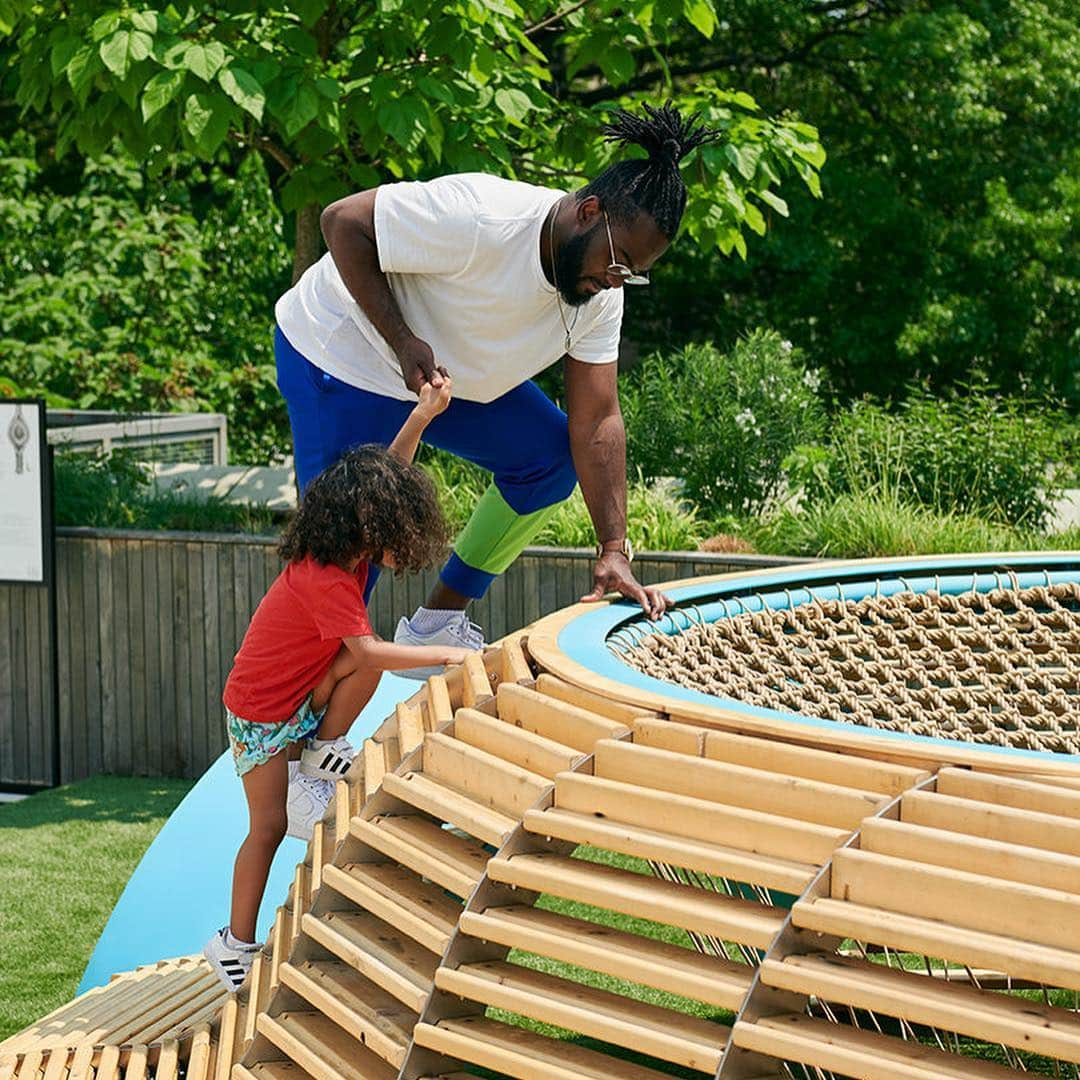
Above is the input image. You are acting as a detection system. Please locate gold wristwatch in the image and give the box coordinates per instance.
[596,537,634,563]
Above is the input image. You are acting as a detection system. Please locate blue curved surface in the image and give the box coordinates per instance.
[78,673,419,993]
[559,553,1080,765]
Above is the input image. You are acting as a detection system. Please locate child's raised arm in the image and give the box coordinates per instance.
[388,379,453,464]
[343,632,471,672]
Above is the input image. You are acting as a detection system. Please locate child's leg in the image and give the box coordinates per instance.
[230,750,290,943]
[309,644,382,742]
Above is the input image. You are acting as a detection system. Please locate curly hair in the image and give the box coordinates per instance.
[279,445,450,573]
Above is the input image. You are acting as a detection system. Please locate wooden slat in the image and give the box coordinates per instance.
[732,1012,1022,1079]
[278,960,413,1068]
[269,908,287,991]
[495,683,630,752]
[425,676,453,729]
[762,953,1080,1063]
[421,731,549,818]
[523,806,816,894]
[937,767,1080,819]
[350,814,487,898]
[554,771,847,866]
[413,1015,676,1080]
[186,1024,214,1080]
[593,739,887,830]
[459,904,750,1009]
[155,1040,179,1080]
[488,853,784,947]
[830,847,1080,951]
[792,897,1080,992]
[95,1045,120,1080]
[499,637,533,684]
[289,867,308,942]
[123,1046,147,1080]
[321,862,459,954]
[381,772,516,848]
[395,703,424,757]
[532,673,653,724]
[213,998,240,1080]
[66,1045,93,1080]
[701,728,930,796]
[631,718,705,756]
[334,782,350,851]
[460,653,493,708]
[301,911,436,1013]
[255,1011,396,1080]
[363,741,387,795]
[902,790,1080,856]
[14,1050,41,1080]
[435,960,728,1071]
[232,1064,310,1080]
[860,816,1080,894]
[453,708,584,779]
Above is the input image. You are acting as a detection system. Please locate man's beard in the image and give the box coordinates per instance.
[554,224,601,308]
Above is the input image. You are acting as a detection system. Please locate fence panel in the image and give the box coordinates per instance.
[0,528,800,785]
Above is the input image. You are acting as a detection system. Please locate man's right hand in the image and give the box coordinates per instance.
[394,332,448,394]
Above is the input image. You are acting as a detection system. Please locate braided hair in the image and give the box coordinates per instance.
[576,102,720,238]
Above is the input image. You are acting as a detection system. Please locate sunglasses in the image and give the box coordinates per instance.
[603,212,650,286]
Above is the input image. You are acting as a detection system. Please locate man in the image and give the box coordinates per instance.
[274,102,717,660]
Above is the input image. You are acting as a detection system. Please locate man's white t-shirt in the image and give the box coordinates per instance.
[274,173,624,404]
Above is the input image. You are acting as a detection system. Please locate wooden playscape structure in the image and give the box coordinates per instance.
[4,555,1080,1080]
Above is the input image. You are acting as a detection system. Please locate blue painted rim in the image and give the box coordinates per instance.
[557,553,1080,763]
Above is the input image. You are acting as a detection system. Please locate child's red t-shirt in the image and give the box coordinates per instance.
[223,556,373,724]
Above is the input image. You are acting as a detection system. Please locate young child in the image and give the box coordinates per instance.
[203,379,472,992]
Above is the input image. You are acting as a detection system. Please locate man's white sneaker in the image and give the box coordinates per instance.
[203,927,260,993]
[392,611,485,680]
[300,736,356,781]
[286,772,333,841]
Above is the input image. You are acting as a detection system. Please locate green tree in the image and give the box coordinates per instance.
[612,0,1079,405]
[3,0,825,282]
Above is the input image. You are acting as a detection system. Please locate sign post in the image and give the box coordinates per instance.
[0,399,60,787]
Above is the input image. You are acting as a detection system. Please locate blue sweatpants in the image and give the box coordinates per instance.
[275,327,578,599]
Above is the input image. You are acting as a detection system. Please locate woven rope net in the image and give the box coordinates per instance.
[619,581,1080,754]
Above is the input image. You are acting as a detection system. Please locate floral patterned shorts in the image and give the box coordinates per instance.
[226,695,326,777]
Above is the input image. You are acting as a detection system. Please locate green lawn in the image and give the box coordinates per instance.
[0,776,194,1040]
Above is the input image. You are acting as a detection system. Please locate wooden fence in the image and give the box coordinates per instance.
[0,528,799,786]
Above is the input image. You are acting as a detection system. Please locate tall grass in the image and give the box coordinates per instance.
[749,492,1080,559]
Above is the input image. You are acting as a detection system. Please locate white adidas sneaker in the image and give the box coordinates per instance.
[203,927,260,993]
[300,736,356,782]
[286,771,334,841]
[392,610,485,680]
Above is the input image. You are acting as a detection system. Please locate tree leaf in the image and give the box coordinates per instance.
[757,188,789,217]
[142,69,184,121]
[184,92,231,155]
[50,36,82,78]
[284,84,319,137]
[683,0,716,38]
[378,95,425,152]
[599,43,635,86]
[743,201,767,236]
[131,11,158,33]
[91,11,121,42]
[725,142,761,181]
[100,30,133,78]
[185,41,226,82]
[494,86,531,123]
[218,65,265,121]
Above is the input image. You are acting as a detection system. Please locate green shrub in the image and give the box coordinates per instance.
[53,450,275,533]
[0,135,291,463]
[621,331,826,517]
[798,388,1066,528]
[748,492,1026,559]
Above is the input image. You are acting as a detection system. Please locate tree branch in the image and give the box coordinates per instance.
[525,0,594,36]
